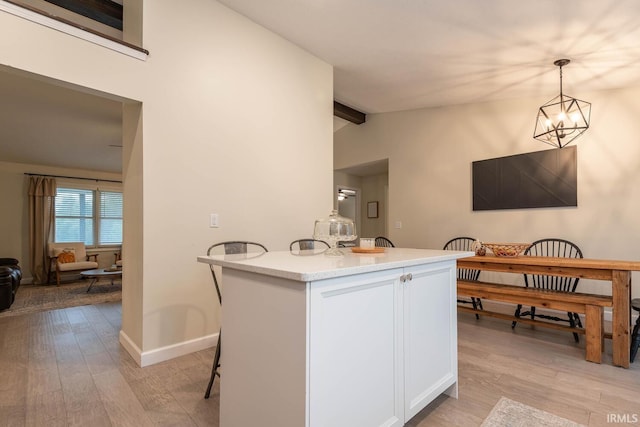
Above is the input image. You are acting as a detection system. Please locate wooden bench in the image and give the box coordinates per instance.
[457,279,613,364]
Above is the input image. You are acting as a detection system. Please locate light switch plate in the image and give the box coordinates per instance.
[209,213,219,228]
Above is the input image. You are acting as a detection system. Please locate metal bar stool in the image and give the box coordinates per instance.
[289,239,330,251]
[204,241,268,399]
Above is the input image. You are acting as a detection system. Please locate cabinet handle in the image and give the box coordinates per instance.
[400,273,413,283]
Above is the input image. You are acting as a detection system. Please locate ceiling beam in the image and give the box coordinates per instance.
[334,101,366,125]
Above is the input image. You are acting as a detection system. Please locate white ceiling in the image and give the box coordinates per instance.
[336,158,389,177]
[0,66,123,173]
[219,0,640,114]
[3,0,640,173]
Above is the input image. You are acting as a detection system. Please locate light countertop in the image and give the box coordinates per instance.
[197,247,473,282]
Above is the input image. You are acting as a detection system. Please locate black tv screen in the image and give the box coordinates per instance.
[472,146,577,211]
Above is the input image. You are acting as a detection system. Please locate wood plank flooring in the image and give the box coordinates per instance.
[0,302,638,426]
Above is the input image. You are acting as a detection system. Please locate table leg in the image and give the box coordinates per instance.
[86,278,97,293]
[612,270,631,368]
[585,305,603,364]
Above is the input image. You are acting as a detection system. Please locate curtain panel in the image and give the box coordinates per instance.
[28,177,56,284]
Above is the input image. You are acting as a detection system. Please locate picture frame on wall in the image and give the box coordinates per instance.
[367,201,378,218]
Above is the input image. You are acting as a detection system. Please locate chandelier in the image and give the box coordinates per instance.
[533,59,591,148]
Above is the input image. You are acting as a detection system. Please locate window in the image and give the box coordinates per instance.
[55,188,94,245]
[54,186,122,247]
[99,191,123,245]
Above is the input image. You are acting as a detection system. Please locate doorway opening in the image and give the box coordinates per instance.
[337,186,360,245]
[334,159,389,241]
[0,65,141,316]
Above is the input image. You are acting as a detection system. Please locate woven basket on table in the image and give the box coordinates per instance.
[482,243,531,257]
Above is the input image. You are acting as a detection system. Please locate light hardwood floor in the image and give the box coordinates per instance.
[0,302,638,426]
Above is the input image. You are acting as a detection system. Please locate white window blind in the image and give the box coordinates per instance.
[54,185,123,247]
[99,191,123,245]
[55,188,94,245]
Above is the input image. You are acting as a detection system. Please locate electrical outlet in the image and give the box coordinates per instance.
[394,221,402,229]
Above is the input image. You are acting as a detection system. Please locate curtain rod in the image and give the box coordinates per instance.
[24,173,122,184]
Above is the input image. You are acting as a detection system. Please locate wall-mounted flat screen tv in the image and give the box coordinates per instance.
[472,146,577,211]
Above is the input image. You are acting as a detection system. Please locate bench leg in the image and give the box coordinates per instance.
[567,312,579,343]
[512,304,522,329]
[585,305,603,364]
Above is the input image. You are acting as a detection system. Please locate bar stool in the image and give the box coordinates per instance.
[204,241,268,399]
[289,239,330,251]
[631,298,640,363]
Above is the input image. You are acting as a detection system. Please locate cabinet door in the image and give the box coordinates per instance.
[309,269,404,427]
[403,261,457,421]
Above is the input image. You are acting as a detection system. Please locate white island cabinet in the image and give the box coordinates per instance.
[198,248,472,427]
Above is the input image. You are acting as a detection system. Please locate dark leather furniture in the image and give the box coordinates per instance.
[0,258,22,311]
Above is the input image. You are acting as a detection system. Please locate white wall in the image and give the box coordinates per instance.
[335,87,640,298]
[1,0,333,364]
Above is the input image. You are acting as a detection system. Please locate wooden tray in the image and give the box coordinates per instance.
[351,247,385,254]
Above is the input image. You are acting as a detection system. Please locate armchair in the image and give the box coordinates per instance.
[48,242,99,286]
[114,249,123,268]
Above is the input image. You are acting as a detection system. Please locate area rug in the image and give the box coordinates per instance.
[0,280,121,318]
[481,397,585,427]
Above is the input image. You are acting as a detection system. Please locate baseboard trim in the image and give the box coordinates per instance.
[119,329,143,366]
[119,330,219,367]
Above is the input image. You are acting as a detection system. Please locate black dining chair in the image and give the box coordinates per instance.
[630,298,640,363]
[443,237,483,319]
[512,238,584,342]
[375,236,395,248]
[289,239,330,251]
[204,241,268,399]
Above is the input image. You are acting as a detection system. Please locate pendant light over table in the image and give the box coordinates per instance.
[533,59,591,148]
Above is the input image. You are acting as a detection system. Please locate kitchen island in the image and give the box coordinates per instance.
[198,247,472,427]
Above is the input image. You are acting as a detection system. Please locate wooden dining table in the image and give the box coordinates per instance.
[457,255,640,368]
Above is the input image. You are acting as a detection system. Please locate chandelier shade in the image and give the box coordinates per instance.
[533,59,591,149]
